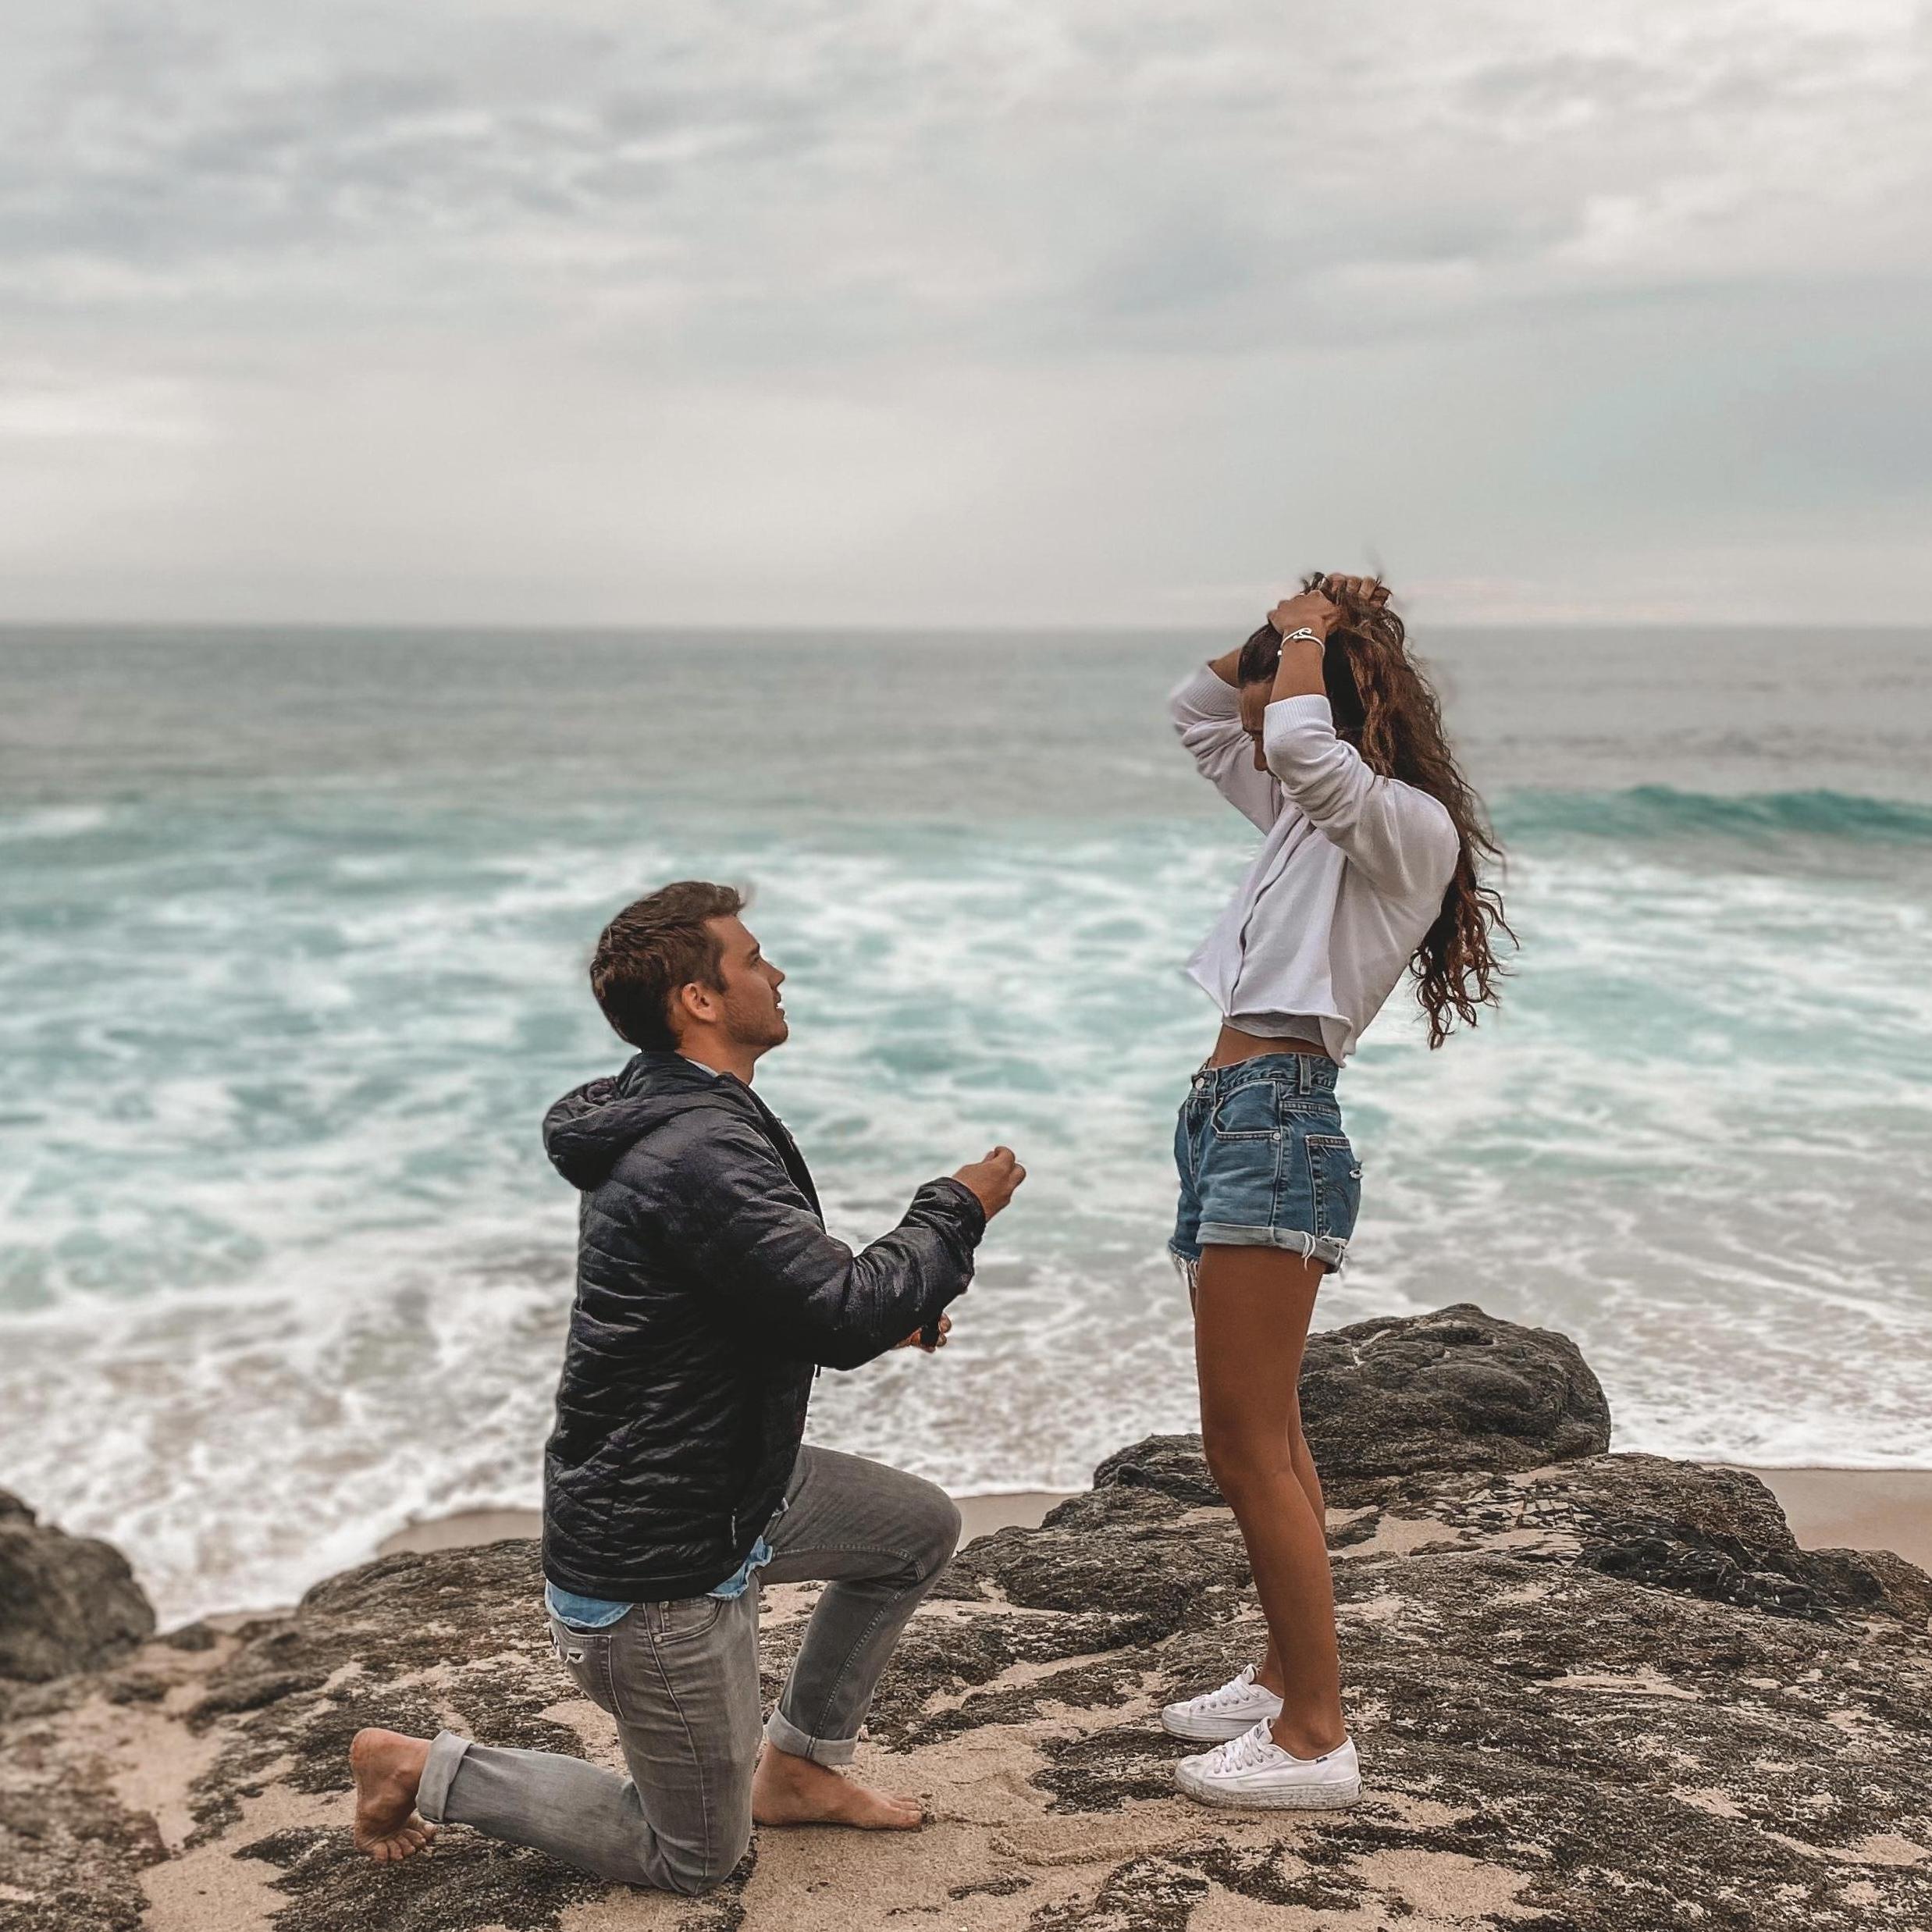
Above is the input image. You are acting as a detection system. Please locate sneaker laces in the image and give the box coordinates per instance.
[1207,1720,1286,1775]
[1194,1666,1261,1710]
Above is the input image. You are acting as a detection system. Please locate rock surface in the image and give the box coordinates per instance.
[0,1490,155,1685]
[2,1307,1929,1932]
[1298,1301,1612,1475]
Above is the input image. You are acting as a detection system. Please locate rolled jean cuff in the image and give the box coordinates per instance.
[765,1705,858,1767]
[1194,1221,1349,1272]
[414,1729,473,1824]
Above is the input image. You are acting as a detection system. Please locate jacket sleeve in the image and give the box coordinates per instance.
[1168,662,1281,833]
[1261,693,1461,901]
[657,1123,985,1370]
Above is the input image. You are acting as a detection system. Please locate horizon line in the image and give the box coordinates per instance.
[6,616,1930,639]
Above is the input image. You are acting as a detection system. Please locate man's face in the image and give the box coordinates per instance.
[703,915,788,1051]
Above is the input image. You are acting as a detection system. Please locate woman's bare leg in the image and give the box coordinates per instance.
[1254,1426,1327,1696]
[1193,1244,1345,1758]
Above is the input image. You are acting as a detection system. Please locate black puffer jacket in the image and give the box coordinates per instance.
[539,1051,985,1600]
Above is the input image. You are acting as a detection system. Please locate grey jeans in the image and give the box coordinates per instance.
[415,1445,962,1895]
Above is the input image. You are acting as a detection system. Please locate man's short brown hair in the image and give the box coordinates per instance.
[590,881,745,1050]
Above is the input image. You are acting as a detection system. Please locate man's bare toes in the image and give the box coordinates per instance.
[849,1786,922,1830]
[383,1825,433,1862]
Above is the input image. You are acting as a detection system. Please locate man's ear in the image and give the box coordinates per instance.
[674,980,719,1030]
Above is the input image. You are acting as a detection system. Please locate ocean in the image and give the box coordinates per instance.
[2,625,1929,1622]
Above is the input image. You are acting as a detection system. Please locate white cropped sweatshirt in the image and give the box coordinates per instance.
[1169,662,1461,1064]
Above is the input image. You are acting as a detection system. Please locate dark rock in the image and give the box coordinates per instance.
[930,1481,1249,1646]
[1093,1304,1613,1500]
[0,1491,155,1683]
[0,1735,164,1930]
[1315,1450,1932,1628]
[1091,1434,1223,1506]
[1802,1546,1932,1623]
[101,1670,169,1705]
[2,1310,1928,1931]
[156,1621,219,1653]
[1299,1302,1611,1475]
[190,1666,333,1719]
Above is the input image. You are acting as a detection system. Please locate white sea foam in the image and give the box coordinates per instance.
[0,803,112,842]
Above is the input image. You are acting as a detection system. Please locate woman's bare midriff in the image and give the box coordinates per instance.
[1206,1022,1332,1069]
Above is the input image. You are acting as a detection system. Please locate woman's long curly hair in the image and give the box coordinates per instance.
[1236,573,1514,1047]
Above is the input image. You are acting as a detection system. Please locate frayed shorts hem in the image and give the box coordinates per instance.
[1171,1225,1349,1273]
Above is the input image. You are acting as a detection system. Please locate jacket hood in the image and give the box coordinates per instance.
[543,1051,753,1190]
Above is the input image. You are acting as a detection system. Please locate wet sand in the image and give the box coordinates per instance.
[1738,1467,1932,1569]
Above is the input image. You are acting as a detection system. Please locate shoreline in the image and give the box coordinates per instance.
[1732,1466,1932,1569]
[373,1464,1932,1572]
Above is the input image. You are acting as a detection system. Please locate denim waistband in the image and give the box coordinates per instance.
[1190,1051,1339,1098]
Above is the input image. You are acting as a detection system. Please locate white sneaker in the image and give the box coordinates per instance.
[1159,1663,1284,1742]
[1175,1721,1361,1811]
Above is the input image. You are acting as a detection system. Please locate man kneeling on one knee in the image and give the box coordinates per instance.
[350,881,1025,1893]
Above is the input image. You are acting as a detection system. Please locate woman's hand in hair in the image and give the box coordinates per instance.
[1269,585,1342,641]
[1318,575,1391,615]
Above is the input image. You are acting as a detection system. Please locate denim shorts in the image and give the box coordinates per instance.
[1170,1053,1362,1275]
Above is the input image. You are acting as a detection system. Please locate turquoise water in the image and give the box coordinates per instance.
[2,626,1929,1618]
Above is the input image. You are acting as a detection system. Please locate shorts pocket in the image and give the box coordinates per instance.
[1209,1080,1284,1141]
[1304,1135,1363,1244]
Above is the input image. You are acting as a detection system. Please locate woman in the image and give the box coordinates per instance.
[1160,573,1510,1809]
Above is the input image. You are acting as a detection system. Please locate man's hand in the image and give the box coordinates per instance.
[893,1313,953,1351]
[953,1146,1026,1220]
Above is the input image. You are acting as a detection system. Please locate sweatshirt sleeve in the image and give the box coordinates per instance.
[660,1125,984,1370]
[1168,663,1282,834]
[1261,694,1461,902]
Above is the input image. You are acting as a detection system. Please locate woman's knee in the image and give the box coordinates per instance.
[1201,1421,1300,1502]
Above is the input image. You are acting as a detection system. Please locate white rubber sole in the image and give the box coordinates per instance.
[1160,1706,1281,1744]
[1174,1763,1364,1811]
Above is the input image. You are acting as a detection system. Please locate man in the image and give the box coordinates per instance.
[349,881,1024,1892]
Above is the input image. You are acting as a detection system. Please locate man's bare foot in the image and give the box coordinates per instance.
[350,1728,439,1863]
[751,1744,922,1831]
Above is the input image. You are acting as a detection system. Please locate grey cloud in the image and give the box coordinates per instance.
[0,0,1927,623]
[8,5,1923,347]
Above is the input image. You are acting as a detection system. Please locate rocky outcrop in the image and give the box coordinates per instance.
[0,1490,155,1684]
[1092,1301,1608,1507]
[1298,1301,1612,1475]
[2,1307,1928,1932]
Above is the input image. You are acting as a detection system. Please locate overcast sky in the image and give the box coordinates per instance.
[4,1,1929,627]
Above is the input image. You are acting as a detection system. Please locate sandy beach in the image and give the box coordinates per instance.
[1739,1468,1932,1569]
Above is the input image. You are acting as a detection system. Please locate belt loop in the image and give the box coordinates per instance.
[1298,1055,1311,1095]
